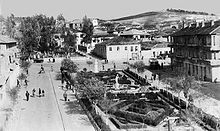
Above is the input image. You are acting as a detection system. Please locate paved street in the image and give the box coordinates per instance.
[5,60,95,131]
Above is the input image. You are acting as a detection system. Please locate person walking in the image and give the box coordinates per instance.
[25,91,30,101]
[24,79,28,86]
[32,88,36,97]
[39,88,41,97]
[42,90,45,97]
[63,91,67,101]
[17,79,20,87]
[113,63,116,70]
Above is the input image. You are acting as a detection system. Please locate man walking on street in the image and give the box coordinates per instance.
[25,91,30,101]
[17,79,20,87]
[39,88,41,97]
[32,88,36,97]
[24,79,28,86]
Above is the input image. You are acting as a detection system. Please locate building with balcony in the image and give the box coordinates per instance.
[169,21,220,82]
[92,37,141,61]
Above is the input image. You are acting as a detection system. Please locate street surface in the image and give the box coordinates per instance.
[5,58,95,131]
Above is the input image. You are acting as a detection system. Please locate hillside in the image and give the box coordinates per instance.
[110,9,220,30]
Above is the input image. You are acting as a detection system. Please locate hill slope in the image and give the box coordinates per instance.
[110,9,220,27]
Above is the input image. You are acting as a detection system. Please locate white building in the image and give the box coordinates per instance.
[0,35,19,106]
[93,37,141,61]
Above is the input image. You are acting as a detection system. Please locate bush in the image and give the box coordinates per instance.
[55,73,62,80]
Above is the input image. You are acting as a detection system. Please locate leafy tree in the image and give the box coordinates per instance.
[75,71,105,100]
[5,14,16,38]
[19,60,31,71]
[17,17,40,58]
[132,61,146,73]
[62,29,76,54]
[61,58,78,73]
[55,14,65,34]
[82,16,93,43]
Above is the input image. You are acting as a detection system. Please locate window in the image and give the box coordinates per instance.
[135,46,138,51]
[117,47,120,51]
[125,46,127,50]
[213,36,215,46]
[131,46,133,51]
[214,52,216,59]
[109,47,112,51]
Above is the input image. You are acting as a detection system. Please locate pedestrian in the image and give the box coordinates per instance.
[102,64,105,70]
[24,79,28,86]
[113,63,116,69]
[32,88,36,97]
[63,91,67,101]
[25,91,30,101]
[42,90,45,97]
[39,88,41,97]
[26,69,29,75]
[17,79,20,87]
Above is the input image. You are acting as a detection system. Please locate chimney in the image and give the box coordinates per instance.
[202,21,205,27]
[211,20,215,26]
[196,22,200,27]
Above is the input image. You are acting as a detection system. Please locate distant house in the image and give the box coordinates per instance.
[91,29,117,48]
[142,42,170,59]
[119,29,151,41]
[92,37,141,61]
[66,19,83,31]
[0,35,19,106]
[0,35,18,80]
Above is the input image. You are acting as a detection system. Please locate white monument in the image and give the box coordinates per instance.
[115,74,119,89]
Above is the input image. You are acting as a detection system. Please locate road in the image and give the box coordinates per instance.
[5,61,95,131]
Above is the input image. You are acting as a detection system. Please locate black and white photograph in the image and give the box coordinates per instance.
[0,0,220,130]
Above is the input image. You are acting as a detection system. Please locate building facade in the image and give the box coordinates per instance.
[93,39,141,61]
[170,21,220,82]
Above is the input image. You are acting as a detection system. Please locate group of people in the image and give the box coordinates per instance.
[25,88,45,101]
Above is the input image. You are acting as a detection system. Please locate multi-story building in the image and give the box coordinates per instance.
[92,37,141,61]
[169,21,220,82]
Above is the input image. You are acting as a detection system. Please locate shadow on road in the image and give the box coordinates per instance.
[64,99,85,115]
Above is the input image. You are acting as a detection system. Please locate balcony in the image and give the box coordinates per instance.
[211,46,220,51]
[206,59,220,66]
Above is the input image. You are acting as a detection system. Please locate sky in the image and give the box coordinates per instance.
[1,0,220,21]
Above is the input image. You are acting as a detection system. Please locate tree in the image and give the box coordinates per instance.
[61,58,78,73]
[74,71,105,100]
[62,29,76,54]
[55,14,65,34]
[5,14,16,38]
[82,16,93,43]
[18,17,40,58]
[132,61,146,73]
[19,60,31,71]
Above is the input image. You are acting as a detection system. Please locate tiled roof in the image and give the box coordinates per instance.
[0,35,17,43]
[98,36,140,46]
[93,29,117,38]
[120,29,151,36]
[171,24,220,36]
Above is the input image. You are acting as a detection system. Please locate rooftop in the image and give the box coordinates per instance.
[0,35,17,44]
[98,36,140,46]
[171,21,220,36]
[120,29,151,36]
